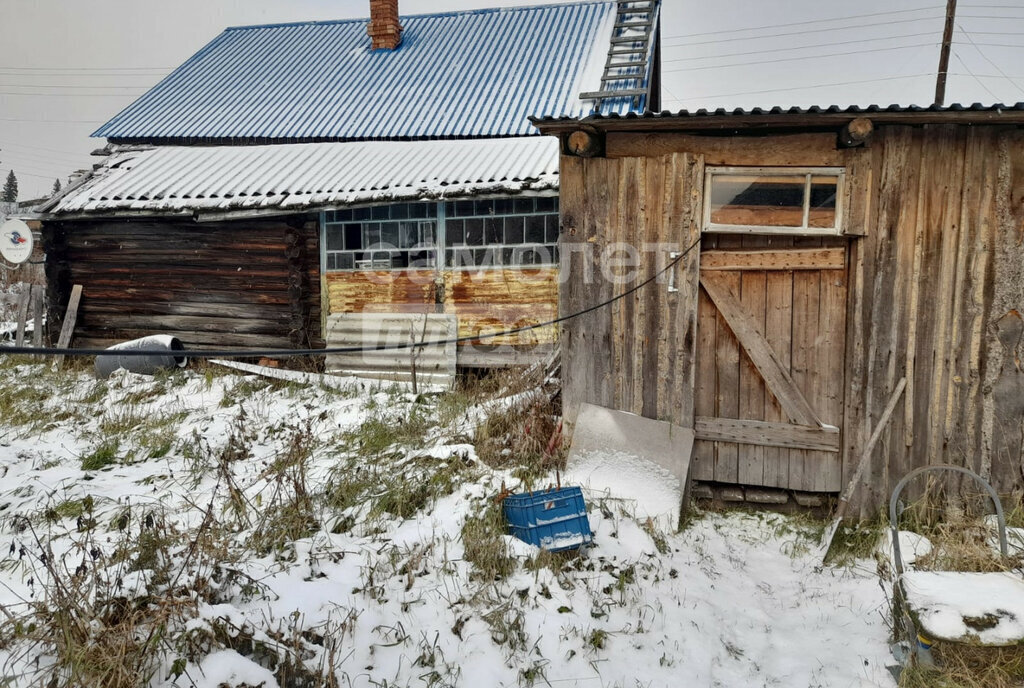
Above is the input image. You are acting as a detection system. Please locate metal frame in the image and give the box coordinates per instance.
[702,165,846,236]
[321,195,560,274]
[889,464,1009,577]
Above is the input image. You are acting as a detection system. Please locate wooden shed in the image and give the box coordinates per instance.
[535,104,1024,513]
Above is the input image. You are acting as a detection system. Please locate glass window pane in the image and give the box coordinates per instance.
[344,223,362,249]
[353,206,371,221]
[526,215,545,243]
[371,205,389,220]
[492,198,513,215]
[465,218,483,246]
[536,196,557,213]
[380,222,400,248]
[808,176,839,228]
[513,198,534,214]
[336,208,353,222]
[484,217,502,244]
[339,253,354,270]
[709,174,806,227]
[454,200,474,217]
[326,226,344,251]
[545,215,560,243]
[391,203,409,220]
[504,216,524,244]
[466,220,481,247]
[447,219,465,245]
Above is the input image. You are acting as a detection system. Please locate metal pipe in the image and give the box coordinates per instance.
[94,335,188,379]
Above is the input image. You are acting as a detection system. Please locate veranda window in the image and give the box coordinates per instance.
[322,196,559,272]
[703,167,844,235]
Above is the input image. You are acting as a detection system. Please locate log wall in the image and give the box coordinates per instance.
[42,217,321,350]
[559,124,1024,512]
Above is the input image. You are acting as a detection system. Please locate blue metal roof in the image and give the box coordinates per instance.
[93,1,649,141]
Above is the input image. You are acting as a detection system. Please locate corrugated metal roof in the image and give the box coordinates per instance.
[94,1,649,141]
[532,102,1024,128]
[45,137,559,216]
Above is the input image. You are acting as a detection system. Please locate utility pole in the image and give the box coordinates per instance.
[935,0,957,106]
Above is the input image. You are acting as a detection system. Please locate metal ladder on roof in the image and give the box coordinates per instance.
[579,0,657,110]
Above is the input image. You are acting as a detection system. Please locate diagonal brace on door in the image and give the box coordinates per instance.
[699,271,827,429]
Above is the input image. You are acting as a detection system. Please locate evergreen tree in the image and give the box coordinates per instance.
[52,178,62,195]
[2,171,17,203]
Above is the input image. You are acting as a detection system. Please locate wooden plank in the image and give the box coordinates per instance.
[673,152,705,429]
[15,287,30,347]
[700,270,823,427]
[605,132,842,166]
[642,156,666,419]
[818,265,848,491]
[695,417,840,453]
[557,155,586,426]
[789,255,822,491]
[762,236,794,488]
[699,247,844,272]
[53,284,82,369]
[737,237,768,485]
[691,278,717,481]
[711,238,741,484]
[31,285,43,347]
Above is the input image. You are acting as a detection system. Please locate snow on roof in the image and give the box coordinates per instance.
[44,137,559,216]
[93,2,650,141]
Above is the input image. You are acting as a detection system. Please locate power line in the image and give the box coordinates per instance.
[953,50,1004,100]
[0,91,145,97]
[0,139,94,158]
[663,16,946,48]
[660,6,944,40]
[0,83,152,90]
[663,32,940,64]
[0,65,171,72]
[1,236,705,360]
[677,73,934,101]
[957,23,1024,92]
[664,42,937,74]
[0,117,102,123]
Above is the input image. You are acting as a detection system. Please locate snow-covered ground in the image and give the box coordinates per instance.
[0,361,898,687]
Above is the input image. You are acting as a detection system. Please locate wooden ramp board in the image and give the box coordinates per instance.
[325,313,456,388]
[565,403,695,530]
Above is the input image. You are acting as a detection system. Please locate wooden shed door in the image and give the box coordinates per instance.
[691,236,848,492]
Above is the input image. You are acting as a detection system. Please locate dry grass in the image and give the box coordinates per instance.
[893,484,1024,687]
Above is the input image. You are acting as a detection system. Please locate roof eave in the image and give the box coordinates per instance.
[531,103,1024,135]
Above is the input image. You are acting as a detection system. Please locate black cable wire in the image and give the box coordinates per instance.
[0,235,704,360]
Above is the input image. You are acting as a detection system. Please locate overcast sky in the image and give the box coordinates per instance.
[2,0,1023,199]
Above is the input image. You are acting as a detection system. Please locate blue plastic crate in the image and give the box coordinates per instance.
[503,486,592,552]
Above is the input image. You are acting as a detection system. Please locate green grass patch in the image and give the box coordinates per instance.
[81,439,120,471]
[461,499,516,581]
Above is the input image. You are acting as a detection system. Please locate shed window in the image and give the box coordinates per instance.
[703,167,843,235]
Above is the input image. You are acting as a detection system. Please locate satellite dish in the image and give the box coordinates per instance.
[0,218,34,265]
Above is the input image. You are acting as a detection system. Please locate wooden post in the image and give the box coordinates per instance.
[15,286,30,347]
[53,284,82,370]
[31,285,43,347]
[934,0,957,106]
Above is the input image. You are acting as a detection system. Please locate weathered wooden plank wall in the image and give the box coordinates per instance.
[325,267,559,347]
[560,124,1024,512]
[560,152,703,429]
[848,125,1024,512]
[42,218,321,350]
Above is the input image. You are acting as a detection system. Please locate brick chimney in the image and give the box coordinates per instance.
[368,0,402,51]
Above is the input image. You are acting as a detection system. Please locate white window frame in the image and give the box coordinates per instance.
[702,166,846,236]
